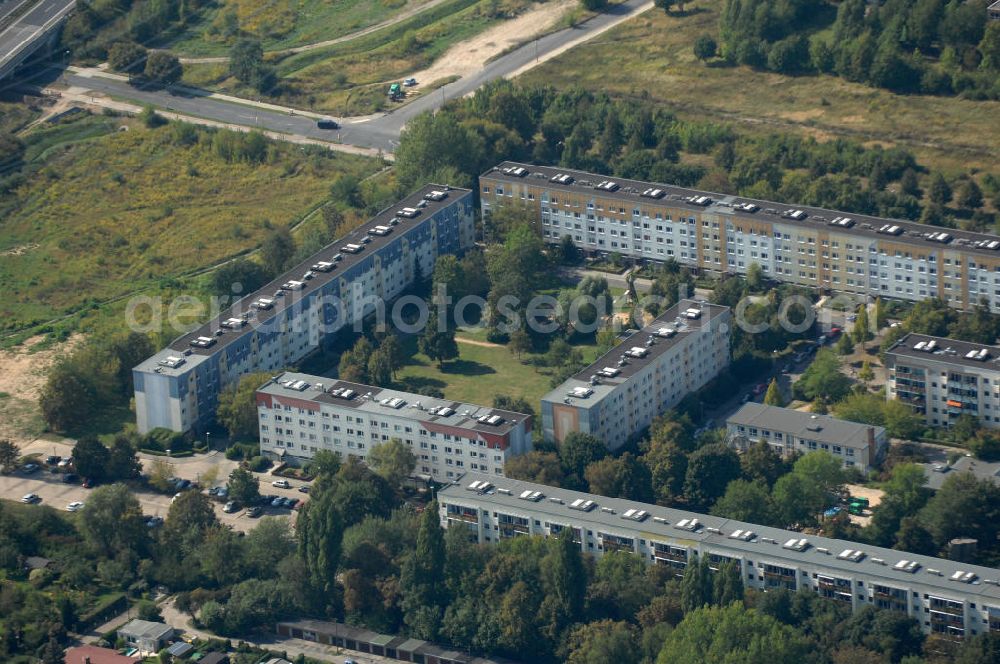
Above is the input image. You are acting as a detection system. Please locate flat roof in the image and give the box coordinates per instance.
[921,456,1000,491]
[484,162,1000,259]
[259,371,530,436]
[542,298,729,405]
[886,333,1000,371]
[137,184,470,374]
[727,403,884,450]
[442,472,1000,601]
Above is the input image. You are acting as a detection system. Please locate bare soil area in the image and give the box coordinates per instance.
[407,0,574,84]
[0,335,83,443]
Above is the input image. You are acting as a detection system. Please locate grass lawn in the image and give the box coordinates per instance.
[0,114,378,334]
[165,0,430,56]
[182,0,534,115]
[518,0,1000,175]
[394,330,602,408]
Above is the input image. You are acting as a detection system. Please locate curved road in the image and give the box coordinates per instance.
[57,0,651,153]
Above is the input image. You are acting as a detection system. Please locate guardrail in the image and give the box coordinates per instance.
[0,0,76,81]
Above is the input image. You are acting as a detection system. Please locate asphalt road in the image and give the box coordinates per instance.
[0,0,30,25]
[57,0,652,152]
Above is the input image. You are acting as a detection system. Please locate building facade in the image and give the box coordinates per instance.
[256,372,533,481]
[480,162,1000,312]
[440,472,1000,640]
[726,403,888,472]
[133,186,475,434]
[886,333,1000,430]
[540,299,731,448]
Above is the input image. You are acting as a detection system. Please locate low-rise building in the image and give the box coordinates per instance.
[64,645,140,664]
[440,472,1000,640]
[540,299,731,448]
[726,403,887,472]
[885,333,1000,429]
[117,619,174,656]
[257,372,533,481]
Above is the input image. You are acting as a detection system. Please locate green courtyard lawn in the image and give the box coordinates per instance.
[394,330,603,408]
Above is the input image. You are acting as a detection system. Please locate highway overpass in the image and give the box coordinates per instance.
[0,0,76,81]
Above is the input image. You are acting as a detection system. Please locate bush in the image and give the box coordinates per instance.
[247,456,270,472]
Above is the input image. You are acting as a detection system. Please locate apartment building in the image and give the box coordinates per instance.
[256,372,533,481]
[885,333,1000,430]
[480,162,1000,312]
[726,403,888,472]
[540,299,730,449]
[133,185,475,434]
[440,472,1000,639]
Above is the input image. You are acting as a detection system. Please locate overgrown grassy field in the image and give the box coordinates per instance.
[165,0,431,55]
[519,1,1000,175]
[395,330,603,407]
[182,0,538,115]
[0,114,377,335]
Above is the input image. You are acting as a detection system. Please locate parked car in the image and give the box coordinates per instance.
[22,462,39,473]
[61,473,78,484]
[21,493,41,504]
[172,493,182,503]
[145,515,164,528]
[846,314,857,322]
[830,326,843,337]
[223,501,237,513]
[45,455,61,466]
[316,117,339,129]
[298,486,310,494]
[66,501,85,512]
[272,479,291,489]
[403,77,417,86]
[247,506,263,518]
[57,459,72,468]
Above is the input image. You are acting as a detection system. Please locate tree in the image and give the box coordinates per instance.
[309,449,342,478]
[694,34,717,61]
[400,500,447,639]
[746,262,764,291]
[740,440,789,487]
[853,304,872,345]
[835,332,855,356]
[794,349,852,402]
[143,51,182,85]
[679,554,713,613]
[297,485,344,611]
[107,436,141,481]
[0,439,19,473]
[72,437,111,484]
[683,443,741,510]
[211,259,268,296]
[148,458,175,492]
[107,41,147,74]
[918,473,1000,552]
[229,39,265,85]
[714,560,744,606]
[261,227,296,276]
[80,484,148,557]
[367,348,393,386]
[368,438,417,486]
[503,451,565,485]
[227,467,260,506]
[539,531,587,643]
[419,313,459,368]
[710,479,776,525]
[858,360,874,386]
[216,372,272,440]
[957,179,984,209]
[763,378,784,406]
[657,604,811,664]
[929,172,952,205]
[508,329,532,359]
[565,621,639,664]
[559,432,608,480]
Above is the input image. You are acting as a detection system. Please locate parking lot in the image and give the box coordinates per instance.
[6,439,306,532]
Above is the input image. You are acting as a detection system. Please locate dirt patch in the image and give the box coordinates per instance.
[1,243,39,256]
[0,334,84,444]
[456,336,504,348]
[406,0,575,84]
[780,109,824,122]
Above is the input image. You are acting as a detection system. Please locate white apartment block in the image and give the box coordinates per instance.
[133,185,475,434]
[481,162,1000,313]
[727,403,888,472]
[440,472,1000,640]
[540,299,731,448]
[886,333,1000,430]
[256,372,533,481]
